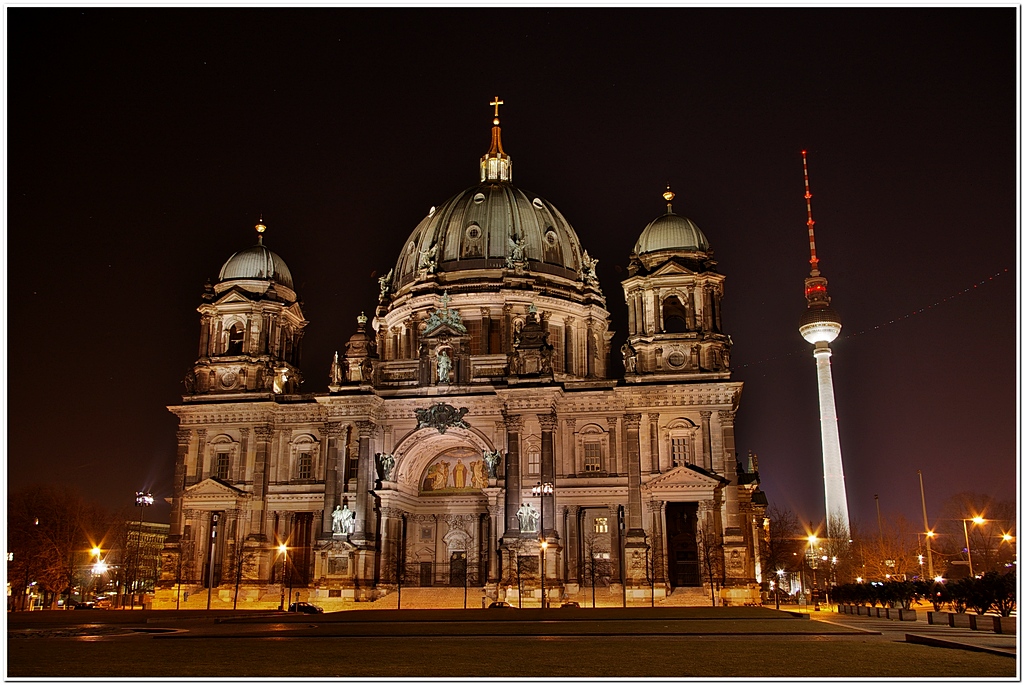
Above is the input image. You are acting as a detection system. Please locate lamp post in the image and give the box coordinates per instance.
[278,543,293,610]
[207,513,220,610]
[962,517,985,578]
[775,569,784,610]
[532,482,553,608]
[89,547,101,602]
[917,470,935,580]
[133,492,154,610]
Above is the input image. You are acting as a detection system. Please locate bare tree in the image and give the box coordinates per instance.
[501,537,532,608]
[581,531,608,608]
[760,504,800,588]
[696,518,724,607]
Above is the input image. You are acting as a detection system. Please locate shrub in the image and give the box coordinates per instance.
[991,571,1016,617]
[947,579,970,613]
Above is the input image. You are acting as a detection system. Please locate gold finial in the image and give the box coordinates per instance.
[490,96,504,125]
[255,215,266,243]
[663,185,675,203]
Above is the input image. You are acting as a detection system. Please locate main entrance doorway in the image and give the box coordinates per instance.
[665,503,700,587]
[450,552,467,586]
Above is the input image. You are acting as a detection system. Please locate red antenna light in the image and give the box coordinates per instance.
[802,150,820,275]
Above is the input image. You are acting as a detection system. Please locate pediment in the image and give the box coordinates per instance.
[214,288,258,305]
[649,260,695,278]
[183,478,249,500]
[642,463,727,495]
[421,323,468,339]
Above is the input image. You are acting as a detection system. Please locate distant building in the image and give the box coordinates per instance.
[158,103,769,608]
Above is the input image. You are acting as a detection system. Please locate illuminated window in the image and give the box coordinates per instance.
[297,452,313,480]
[594,517,609,534]
[584,442,602,472]
[216,452,230,480]
[527,447,540,475]
[671,437,687,466]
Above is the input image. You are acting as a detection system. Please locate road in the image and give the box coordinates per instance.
[6,606,1016,679]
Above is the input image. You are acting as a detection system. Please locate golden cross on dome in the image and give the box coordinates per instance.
[490,96,504,121]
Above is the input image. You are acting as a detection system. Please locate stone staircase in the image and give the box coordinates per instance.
[370,587,488,610]
[658,586,712,607]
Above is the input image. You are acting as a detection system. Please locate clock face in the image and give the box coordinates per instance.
[221,370,238,388]
[668,350,687,368]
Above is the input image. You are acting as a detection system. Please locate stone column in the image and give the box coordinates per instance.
[502,304,513,354]
[585,319,595,378]
[250,424,274,539]
[235,427,249,482]
[687,288,697,331]
[198,315,211,358]
[170,429,191,537]
[653,289,663,333]
[647,413,660,473]
[194,429,208,484]
[564,417,577,476]
[321,422,344,536]
[623,414,643,529]
[539,412,557,538]
[352,420,378,545]
[699,411,713,471]
[719,410,741,535]
[502,413,523,536]
[606,417,619,476]
[564,316,574,375]
[702,285,713,331]
[480,308,491,355]
[566,505,581,584]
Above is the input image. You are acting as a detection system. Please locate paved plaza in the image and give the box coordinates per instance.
[6,604,1016,679]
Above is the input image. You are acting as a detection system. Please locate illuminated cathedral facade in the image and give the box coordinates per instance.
[157,101,769,608]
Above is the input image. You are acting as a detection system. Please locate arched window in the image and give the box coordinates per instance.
[227,323,245,354]
[662,296,687,333]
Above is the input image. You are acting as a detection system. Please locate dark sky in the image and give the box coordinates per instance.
[7,8,1018,533]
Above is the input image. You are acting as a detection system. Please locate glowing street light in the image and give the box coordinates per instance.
[278,543,292,610]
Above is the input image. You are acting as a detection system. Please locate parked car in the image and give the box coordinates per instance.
[487,601,515,609]
[559,601,581,608]
[288,602,324,614]
[72,602,102,610]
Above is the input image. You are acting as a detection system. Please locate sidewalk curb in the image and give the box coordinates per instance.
[905,633,1016,658]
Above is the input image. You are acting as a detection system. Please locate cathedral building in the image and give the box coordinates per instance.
[158,102,768,608]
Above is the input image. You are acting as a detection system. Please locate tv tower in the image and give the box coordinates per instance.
[797,151,851,539]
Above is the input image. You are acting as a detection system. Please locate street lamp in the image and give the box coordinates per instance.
[90,547,102,602]
[775,569,784,609]
[962,517,985,578]
[133,492,154,610]
[278,543,292,610]
[532,482,553,608]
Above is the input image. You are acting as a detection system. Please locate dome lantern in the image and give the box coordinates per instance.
[480,96,511,183]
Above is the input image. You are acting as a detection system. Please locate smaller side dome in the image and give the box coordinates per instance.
[218,222,295,289]
[634,213,711,255]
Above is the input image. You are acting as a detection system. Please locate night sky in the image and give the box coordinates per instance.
[6,8,1018,534]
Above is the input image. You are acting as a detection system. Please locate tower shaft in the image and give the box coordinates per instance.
[813,343,850,537]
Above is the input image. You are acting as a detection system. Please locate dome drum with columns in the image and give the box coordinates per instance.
[158,101,768,612]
